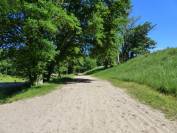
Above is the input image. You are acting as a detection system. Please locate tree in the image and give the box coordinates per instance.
[1,0,82,83]
[0,0,156,85]
[121,20,156,61]
[89,0,131,68]
[53,0,103,75]
[0,0,25,75]
[15,0,59,85]
[0,0,23,51]
[44,2,81,81]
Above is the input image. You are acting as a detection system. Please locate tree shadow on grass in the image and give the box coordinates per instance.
[0,82,30,103]
[0,77,75,103]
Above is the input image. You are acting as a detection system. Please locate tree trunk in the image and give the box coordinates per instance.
[46,69,53,82]
[58,71,61,78]
[34,74,43,86]
[104,60,109,69]
[120,51,129,62]
[117,53,120,64]
[29,74,43,86]
[68,63,74,74]
[45,61,55,82]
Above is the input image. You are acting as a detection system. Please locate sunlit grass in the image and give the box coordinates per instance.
[94,48,177,96]
[0,74,25,82]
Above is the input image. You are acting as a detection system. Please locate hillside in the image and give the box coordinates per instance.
[93,48,177,96]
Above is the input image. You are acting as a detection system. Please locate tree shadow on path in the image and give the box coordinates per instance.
[51,77,94,85]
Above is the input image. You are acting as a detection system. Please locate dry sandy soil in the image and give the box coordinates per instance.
[0,76,176,133]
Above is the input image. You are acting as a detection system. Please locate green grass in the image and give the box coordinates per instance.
[94,48,177,96]
[88,48,177,119]
[0,76,73,104]
[0,74,25,82]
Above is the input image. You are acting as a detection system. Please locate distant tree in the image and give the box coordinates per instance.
[121,19,156,61]
[89,0,131,68]
[75,56,97,73]
[62,0,97,72]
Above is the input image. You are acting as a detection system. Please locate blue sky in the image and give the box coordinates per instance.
[131,0,177,50]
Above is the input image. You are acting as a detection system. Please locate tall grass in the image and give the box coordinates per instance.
[93,48,177,97]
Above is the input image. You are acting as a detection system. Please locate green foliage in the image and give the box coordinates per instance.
[1,0,82,84]
[44,1,81,81]
[15,0,59,85]
[88,2,106,46]
[56,63,68,75]
[0,0,22,47]
[0,0,155,85]
[89,0,131,68]
[0,49,16,75]
[121,20,156,61]
[83,57,97,71]
[77,57,97,72]
[0,61,16,76]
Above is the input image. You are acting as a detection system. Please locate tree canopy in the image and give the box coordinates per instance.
[121,19,156,61]
[0,0,156,85]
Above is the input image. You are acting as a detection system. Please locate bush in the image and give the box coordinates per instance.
[79,57,97,72]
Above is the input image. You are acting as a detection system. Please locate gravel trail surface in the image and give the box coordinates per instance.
[0,76,176,133]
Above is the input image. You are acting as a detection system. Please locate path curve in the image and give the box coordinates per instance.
[0,76,176,133]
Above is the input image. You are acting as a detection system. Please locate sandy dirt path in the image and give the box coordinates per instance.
[0,76,176,133]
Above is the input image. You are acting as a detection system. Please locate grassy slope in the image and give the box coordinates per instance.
[90,48,177,119]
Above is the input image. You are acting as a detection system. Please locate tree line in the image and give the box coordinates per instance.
[0,0,156,85]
